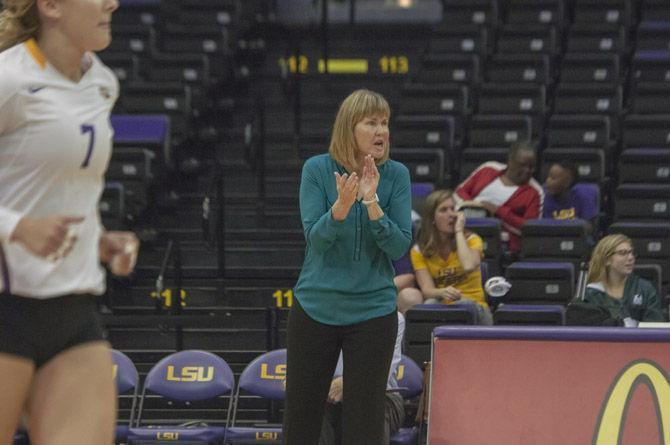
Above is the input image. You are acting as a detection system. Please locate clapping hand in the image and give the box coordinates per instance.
[359,155,379,201]
[333,172,359,219]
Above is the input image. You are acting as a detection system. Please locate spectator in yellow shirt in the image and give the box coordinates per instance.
[397,190,492,325]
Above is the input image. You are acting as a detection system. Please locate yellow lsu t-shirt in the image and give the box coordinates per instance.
[410,234,487,307]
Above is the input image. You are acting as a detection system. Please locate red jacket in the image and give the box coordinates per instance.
[455,162,544,252]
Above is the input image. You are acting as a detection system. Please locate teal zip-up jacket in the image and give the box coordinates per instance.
[584,273,664,322]
[294,154,412,325]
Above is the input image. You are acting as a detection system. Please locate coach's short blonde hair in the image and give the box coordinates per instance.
[0,0,39,52]
[328,89,390,172]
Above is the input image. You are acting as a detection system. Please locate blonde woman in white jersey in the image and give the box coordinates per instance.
[0,1,137,444]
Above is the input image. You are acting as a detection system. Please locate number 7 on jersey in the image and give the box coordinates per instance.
[80,124,95,168]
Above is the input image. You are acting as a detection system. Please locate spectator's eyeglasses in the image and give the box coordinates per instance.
[612,249,636,258]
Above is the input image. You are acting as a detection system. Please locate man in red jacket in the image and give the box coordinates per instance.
[455,141,544,253]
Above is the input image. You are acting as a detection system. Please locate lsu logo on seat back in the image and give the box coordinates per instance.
[166,365,214,382]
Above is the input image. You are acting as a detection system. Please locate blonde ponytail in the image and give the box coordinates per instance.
[0,1,39,53]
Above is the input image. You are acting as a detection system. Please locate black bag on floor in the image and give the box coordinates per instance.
[565,302,623,327]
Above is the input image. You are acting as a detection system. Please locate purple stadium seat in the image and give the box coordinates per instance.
[504,262,575,304]
[390,354,424,445]
[112,349,139,444]
[493,304,565,325]
[226,349,286,444]
[127,349,234,445]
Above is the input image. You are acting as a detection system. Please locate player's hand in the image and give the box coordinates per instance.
[328,376,343,403]
[10,215,84,260]
[100,231,139,276]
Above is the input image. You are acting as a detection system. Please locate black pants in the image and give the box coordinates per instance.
[282,300,397,445]
[319,392,405,445]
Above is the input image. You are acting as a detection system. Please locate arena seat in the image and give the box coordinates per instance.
[504,262,575,305]
[417,53,481,86]
[560,53,621,84]
[541,148,606,184]
[486,54,553,85]
[641,0,670,21]
[405,304,478,366]
[636,20,670,51]
[631,82,670,116]
[497,25,560,58]
[468,114,533,148]
[225,349,285,444]
[553,83,623,121]
[111,114,171,167]
[614,184,670,221]
[618,148,670,184]
[634,263,663,297]
[441,0,499,28]
[546,115,612,152]
[623,114,670,149]
[394,115,455,153]
[127,350,234,444]
[427,24,489,58]
[100,182,127,230]
[107,24,156,56]
[464,217,502,276]
[458,147,507,180]
[394,148,445,186]
[398,83,469,149]
[631,50,670,83]
[521,219,592,268]
[493,303,565,326]
[608,222,670,282]
[389,354,424,445]
[98,52,140,85]
[573,0,632,29]
[113,349,140,444]
[566,23,628,55]
[477,83,547,137]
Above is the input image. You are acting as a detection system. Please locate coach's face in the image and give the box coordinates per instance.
[354,113,389,162]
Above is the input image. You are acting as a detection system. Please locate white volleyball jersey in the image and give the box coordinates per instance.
[0,39,118,298]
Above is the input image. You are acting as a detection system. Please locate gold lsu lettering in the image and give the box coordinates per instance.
[396,364,405,381]
[165,365,214,382]
[255,431,279,440]
[156,432,179,440]
[260,363,286,380]
[553,207,576,220]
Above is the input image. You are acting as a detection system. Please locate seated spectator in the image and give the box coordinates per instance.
[319,312,405,445]
[396,190,492,325]
[584,234,664,325]
[455,141,544,253]
[393,210,422,293]
[543,161,598,233]
[393,252,416,293]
